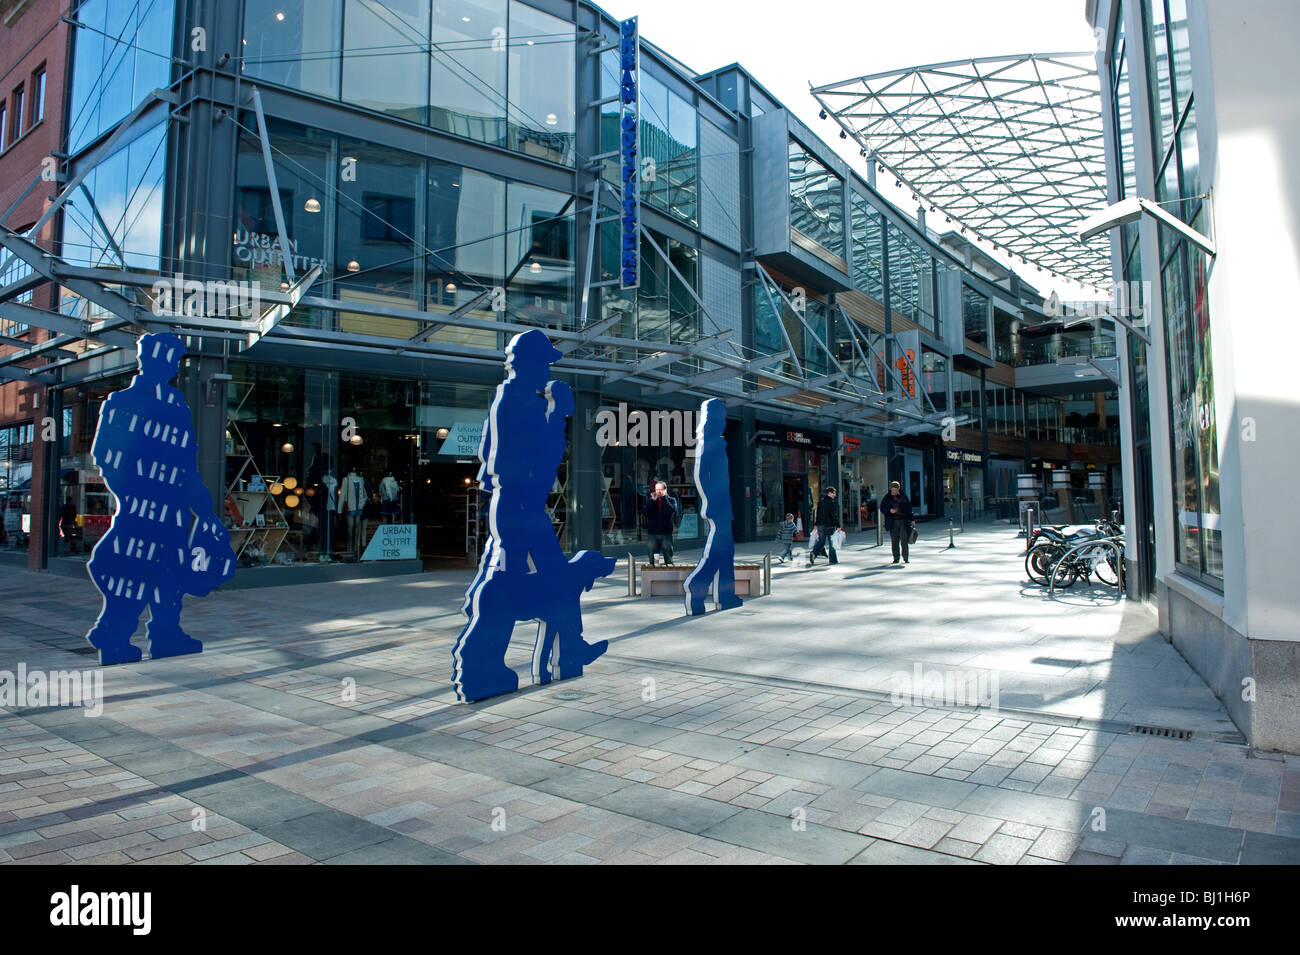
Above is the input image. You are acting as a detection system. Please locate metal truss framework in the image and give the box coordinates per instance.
[812,53,1111,287]
[0,78,946,438]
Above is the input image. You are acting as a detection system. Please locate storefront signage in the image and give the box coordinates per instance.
[892,329,922,417]
[843,436,861,452]
[233,226,327,275]
[619,16,640,290]
[754,424,833,451]
[944,448,983,466]
[438,421,486,457]
[361,524,417,561]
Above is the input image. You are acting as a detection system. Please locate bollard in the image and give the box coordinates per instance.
[947,518,955,549]
[876,516,884,548]
[763,552,772,595]
[627,553,637,597]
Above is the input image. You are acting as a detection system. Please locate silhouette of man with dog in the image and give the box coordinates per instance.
[453,330,615,702]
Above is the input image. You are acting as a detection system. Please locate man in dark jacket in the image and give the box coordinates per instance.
[809,486,841,566]
[643,480,678,565]
[883,480,915,564]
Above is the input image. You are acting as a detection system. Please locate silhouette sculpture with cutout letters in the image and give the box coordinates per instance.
[453,329,616,702]
[85,333,235,664]
[683,398,742,615]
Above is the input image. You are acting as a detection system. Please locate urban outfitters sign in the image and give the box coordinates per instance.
[619,16,640,290]
[361,525,417,561]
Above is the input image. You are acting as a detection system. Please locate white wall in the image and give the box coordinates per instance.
[1196,0,1300,642]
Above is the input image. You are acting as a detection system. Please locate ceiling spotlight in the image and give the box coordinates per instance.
[839,129,847,139]
[275,11,285,21]
[859,148,866,157]
[529,261,543,274]
[929,206,936,213]
[818,109,826,120]
[894,180,901,188]
[545,113,558,126]
[944,216,951,223]
[304,197,321,213]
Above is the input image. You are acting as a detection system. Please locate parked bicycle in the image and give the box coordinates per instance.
[1025,516,1122,587]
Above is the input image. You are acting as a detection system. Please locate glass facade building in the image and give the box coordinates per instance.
[2,0,1118,584]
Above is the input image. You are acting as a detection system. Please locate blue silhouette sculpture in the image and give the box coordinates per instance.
[85,333,235,664]
[453,330,616,703]
[683,398,741,615]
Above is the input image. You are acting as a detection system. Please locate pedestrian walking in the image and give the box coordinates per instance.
[776,512,797,562]
[808,486,842,565]
[883,480,916,564]
[643,480,678,565]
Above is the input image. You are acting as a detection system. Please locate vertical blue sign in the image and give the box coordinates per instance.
[619,16,640,290]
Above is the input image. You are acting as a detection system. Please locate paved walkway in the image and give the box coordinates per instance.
[1,523,1296,865]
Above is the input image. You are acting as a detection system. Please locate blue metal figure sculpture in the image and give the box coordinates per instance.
[85,333,235,664]
[683,398,742,615]
[452,329,615,703]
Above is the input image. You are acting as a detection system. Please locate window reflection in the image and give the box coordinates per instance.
[342,0,430,124]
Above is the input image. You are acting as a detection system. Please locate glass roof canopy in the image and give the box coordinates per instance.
[811,52,1111,288]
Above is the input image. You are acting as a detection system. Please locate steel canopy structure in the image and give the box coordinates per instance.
[812,53,1111,287]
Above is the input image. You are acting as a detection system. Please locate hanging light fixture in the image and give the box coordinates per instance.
[436,427,450,440]
[445,282,456,294]
[281,441,294,453]
[529,261,542,274]
[346,260,360,272]
[350,433,363,446]
[304,197,321,213]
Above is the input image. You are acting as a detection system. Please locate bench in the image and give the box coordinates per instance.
[638,563,765,599]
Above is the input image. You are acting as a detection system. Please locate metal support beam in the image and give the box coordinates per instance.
[0,88,174,280]
[249,86,296,283]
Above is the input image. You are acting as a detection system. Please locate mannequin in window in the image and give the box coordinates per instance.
[339,467,367,559]
[378,470,401,521]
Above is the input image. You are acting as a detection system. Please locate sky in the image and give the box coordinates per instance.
[606,0,1103,299]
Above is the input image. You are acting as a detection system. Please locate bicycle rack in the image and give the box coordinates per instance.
[1048,537,1126,598]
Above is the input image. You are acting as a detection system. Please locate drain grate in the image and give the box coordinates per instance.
[553,690,587,701]
[1132,724,1194,740]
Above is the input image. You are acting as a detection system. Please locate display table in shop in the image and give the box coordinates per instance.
[638,563,764,598]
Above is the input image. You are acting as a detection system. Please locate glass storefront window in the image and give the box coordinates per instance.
[788,139,844,262]
[962,286,988,345]
[599,409,705,549]
[342,0,430,124]
[506,0,574,165]
[242,0,342,99]
[335,139,422,336]
[888,223,936,334]
[67,0,175,154]
[505,182,574,331]
[426,163,505,348]
[233,117,332,327]
[430,0,508,147]
[850,192,884,301]
[0,424,35,552]
[56,375,131,559]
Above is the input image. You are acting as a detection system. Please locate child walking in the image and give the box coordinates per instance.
[776,512,797,563]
